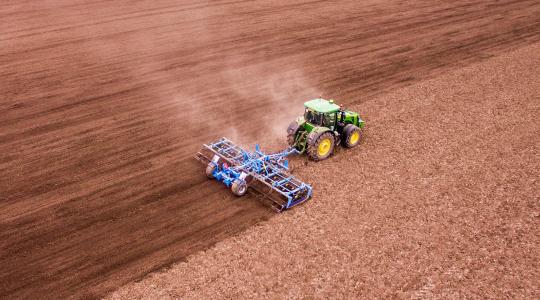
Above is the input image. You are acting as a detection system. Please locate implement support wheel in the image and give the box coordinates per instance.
[231,180,248,196]
[206,163,216,178]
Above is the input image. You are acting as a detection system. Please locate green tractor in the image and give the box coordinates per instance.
[287,98,365,161]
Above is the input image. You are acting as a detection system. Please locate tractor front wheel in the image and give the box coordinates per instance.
[343,124,362,148]
[231,180,248,196]
[308,132,335,161]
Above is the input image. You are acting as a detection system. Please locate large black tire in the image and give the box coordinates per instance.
[286,121,300,146]
[343,124,362,148]
[307,132,335,161]
[287,133,296,146]
[206,163,216,178]
[231,180,248,196]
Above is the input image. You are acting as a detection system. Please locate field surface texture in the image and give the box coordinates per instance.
[110,40,540,300]
[0,0,539,299]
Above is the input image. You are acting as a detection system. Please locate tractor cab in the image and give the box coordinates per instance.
[304,109,335,128]
[303,98,340,130]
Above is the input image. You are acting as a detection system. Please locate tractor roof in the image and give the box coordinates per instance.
[304,98,340,113]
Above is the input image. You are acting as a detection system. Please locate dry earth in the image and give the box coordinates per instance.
[0,0,539,299]
[109,42,539,299]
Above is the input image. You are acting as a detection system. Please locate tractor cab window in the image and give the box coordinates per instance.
[322,113,336,128]
[304,108,323,125]
[304,109,336,128]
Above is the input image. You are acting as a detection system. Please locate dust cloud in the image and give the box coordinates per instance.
[38,2,322,153]
[179,61,322,152]
[221,62,321,147]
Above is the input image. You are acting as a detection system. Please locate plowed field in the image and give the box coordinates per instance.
[1,0,539,298]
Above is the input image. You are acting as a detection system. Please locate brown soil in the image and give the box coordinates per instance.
[0,0,539,299]
[109,41,540,299]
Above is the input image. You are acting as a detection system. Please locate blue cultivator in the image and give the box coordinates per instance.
[196,137,312,212]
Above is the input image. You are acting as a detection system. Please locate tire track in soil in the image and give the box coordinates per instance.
[0,0,539,298]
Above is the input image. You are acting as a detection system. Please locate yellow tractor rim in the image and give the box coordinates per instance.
[317,138,332,157]
[350,131,360,145]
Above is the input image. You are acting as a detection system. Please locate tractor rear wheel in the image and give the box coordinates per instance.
[343,124,362,148]
[308,132,335,161]
[206,163,216,178]
[287,132,296,146]
[286,121,300,146]
[231,180,248,196]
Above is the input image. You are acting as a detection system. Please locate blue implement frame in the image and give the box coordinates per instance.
[196,137,312,211]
